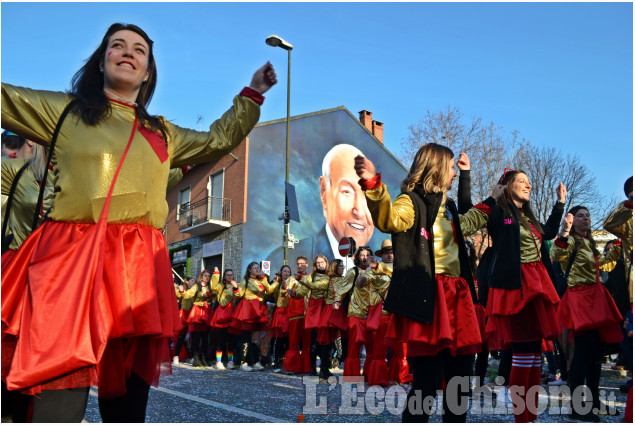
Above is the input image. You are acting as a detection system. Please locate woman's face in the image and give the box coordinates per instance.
[224,271,234,282]
[201,272,211,283]
[249,264,260,277]
[573,208,591,234]
[281,267,291,280]
[337,263,345,276]
[187,278,196,288]
[102,30,150,96]
[508,173,532,205]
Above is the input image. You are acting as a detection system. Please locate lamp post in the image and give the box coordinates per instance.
[266,35,293,265]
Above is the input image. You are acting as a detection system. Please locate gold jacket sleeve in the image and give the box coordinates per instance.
[458,208,489,236]
[165,95,260,168]
[365,183,415,233]
[166,168,184,192]
[599,245,620,273]
[603,201,633,260]
[334,267,356,303]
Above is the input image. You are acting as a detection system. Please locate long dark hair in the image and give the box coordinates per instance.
[353,246,372,267]
[568,205,599,257]
[243,262,259,283]
[497,169,543,234]
[222,269,234,283]
[69,23,164,134]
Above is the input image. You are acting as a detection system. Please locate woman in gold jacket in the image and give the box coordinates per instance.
[297,255,330,376]
[209,268,239,370]
[231,262,278,371]
[0,22,276,422]
[269,265,292,372]
[552,205,623,421]
[184,270,217,367]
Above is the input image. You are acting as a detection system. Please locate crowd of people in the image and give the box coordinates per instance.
[0,21,632,424]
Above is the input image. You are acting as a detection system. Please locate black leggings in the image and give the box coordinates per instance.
[215,328,235,358]
[403,351,472,423]
[191,331,209,358]
[568,330,603,411]
[173,329,190,360]
[473,350,489,387]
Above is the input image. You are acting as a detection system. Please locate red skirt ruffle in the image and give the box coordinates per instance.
[1,221,180,397]
[317,303,338,344]
[348,316,369,345]
[485,261,560,350]
[210,304,234,329]
[558,283,624,344]
[304,298,324,330]
[270,306,289,337]
[326,303,349,331]
[187,304,212,325]
[385,274,482,357]
[231,298,268,332]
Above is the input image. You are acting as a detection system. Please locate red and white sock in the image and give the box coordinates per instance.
[510,353,534,423]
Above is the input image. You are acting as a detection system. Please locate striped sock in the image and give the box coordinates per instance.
[216,351,222,363]
[510,353,534,423]
[526,354,542,422]
[228,351,234,362]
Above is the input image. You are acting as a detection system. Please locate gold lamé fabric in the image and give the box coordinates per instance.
[551,235,621,288]
[1,83,260,229]
[519,213,542,263]
[298,272,330,300]
[180,280,212,307]
[166,168,184,192]
[365,262,392,312]
[236,277,278,302]
[1,158,55,250]
[209,275,236,307]
[334,266,370,319]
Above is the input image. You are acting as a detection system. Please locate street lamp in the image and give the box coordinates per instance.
[266,35,293,265]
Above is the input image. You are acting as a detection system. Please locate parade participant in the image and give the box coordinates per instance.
[1,130,20,158]
[270,265,292,372]
[317,259,345,381]
[173,276,196,365]
[334,246,374,381]
[297,255,330,376]
[231,262,278,371]
[359,240,395,387]
[466,239,489,389]
[184,270,216,367]
[209,268,239,370]
[552,206,624,421]
[476,168,566,423]
[354,144,497,422]
[283,257,312,374]
[0,22,276,422]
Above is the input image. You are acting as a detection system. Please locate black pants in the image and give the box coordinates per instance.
[173,329,191,360]
[403,351,472,423]
[568,330,602,412]
[309,331,319,373]
[191,331,209,359]
[1,381,32,422]
[31,387,90,422]
[554,338,569,380]
[497,349,512,384]
[271,336,289,367]
[473,350,489,387]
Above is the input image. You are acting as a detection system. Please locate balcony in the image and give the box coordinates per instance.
[178,196,231,236]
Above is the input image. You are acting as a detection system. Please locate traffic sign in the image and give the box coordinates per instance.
[338,237,356,258]
[261,260,271,275]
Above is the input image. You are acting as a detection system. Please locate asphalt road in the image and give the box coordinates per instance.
[82,362,630,423]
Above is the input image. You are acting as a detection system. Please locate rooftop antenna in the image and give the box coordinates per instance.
[197,115,203,132]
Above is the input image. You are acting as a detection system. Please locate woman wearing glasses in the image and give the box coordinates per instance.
[209,268,240,370]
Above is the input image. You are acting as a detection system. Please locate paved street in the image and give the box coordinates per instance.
[82,360,630,423]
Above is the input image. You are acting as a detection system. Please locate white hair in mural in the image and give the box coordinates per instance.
[321,144,364,189]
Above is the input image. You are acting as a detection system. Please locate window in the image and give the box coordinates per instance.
[177,186,191,221]
[208,171,224,220]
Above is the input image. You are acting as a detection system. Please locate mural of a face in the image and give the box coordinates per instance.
[319,146,374,248]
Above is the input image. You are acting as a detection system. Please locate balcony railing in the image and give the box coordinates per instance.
[178,196,231,234]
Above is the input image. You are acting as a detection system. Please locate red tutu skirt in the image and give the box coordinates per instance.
[304,298,324,330]
[1,221,180,397]
[210,304,234,329]
[231,298,268,332]
[385,274,482,357]
[485,261,560,350]
[558,283,623,344]
[270,306,289,337]
[326,302,349,331]
[187,304,212,325]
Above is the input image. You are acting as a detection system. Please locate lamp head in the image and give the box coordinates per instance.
[266,35,293,51]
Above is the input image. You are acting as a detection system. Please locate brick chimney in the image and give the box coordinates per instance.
[372,120,384,144]
[359,110,373,133]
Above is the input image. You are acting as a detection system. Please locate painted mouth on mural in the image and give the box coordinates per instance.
[347,222,366,232]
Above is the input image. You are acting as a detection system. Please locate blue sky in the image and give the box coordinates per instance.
[2,2,632,202]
